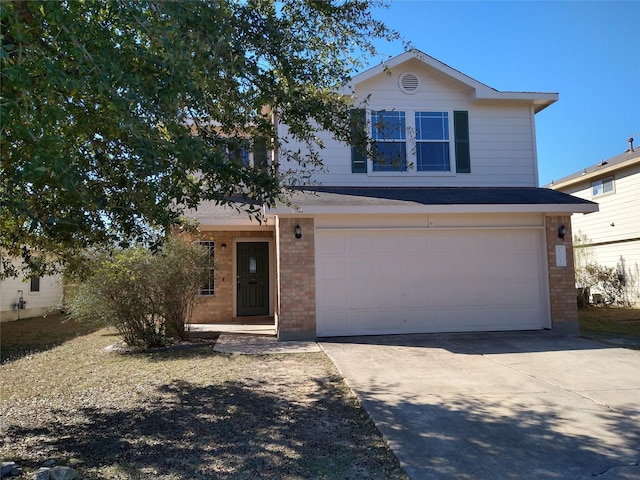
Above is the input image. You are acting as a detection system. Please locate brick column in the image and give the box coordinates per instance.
[545,215,579,334]
[276,217,316,340]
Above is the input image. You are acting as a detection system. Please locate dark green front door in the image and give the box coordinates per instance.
[237,242,269,316]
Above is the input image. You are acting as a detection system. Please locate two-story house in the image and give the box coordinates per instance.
[548,139,640,306]
[187,50,597,340]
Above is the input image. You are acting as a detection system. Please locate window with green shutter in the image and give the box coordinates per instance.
[350,108,367,173]
[252,138,268,168]
[454,111,470,173]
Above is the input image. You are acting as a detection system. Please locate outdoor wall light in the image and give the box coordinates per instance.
[558,225,567,240]
[295,225,302,239]
[220,243,227,250]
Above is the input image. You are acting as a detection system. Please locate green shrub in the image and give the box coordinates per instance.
[68,239,208,348]
[152,237,209,341]
[584,263,624,305]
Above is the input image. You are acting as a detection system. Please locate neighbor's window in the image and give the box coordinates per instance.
[30,276,40,293]
[199,241,215,296]
[371,110,407,171]
[416,112,450,171]
[592,177,614,197]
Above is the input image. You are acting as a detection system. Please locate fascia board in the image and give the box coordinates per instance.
[471,90,559,112]
[270,203,598,216]
[192,217,275,229]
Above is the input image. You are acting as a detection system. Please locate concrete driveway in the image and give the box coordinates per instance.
[320,332,640,479]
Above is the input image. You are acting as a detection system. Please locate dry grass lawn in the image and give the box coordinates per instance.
[1,320,407,479]
[4,306,637,478]
[578,306,640,349]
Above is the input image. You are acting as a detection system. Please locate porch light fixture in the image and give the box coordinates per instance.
[295,225,302,239]
[557,225,567,240]
[220,243,227,250]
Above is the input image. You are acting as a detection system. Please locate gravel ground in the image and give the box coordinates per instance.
[1,329,408,479]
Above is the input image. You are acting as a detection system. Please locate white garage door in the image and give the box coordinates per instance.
[316,228,547,336]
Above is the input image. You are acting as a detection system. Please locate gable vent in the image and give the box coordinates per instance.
[399,72,420,94]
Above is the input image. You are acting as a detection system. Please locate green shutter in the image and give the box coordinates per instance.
[350,108,367,173]
[253,138,268,168]
[454,111,470,173]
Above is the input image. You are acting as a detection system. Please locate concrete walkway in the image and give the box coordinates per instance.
[212,333,321,354]
[320,332,640,480]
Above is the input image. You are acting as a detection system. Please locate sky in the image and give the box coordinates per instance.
[366,0,640,186]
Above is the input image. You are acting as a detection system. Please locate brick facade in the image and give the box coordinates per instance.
[545,215,579,334]
[276,217,317,340]
[190,230,274,324]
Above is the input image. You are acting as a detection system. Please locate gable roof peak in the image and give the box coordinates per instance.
[349,49,558,113]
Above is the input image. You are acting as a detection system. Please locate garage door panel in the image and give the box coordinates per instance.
[404,234,429,253]
[488,306,541,330]
[317,282,348,310]
[317,234,346,254]
[318,311,349,336]
[316,229,547,336]
[375,281,403,305]
[317,258,347,281]
[429,232,455,253]
[348,282,377,309]
[497,281,541,305]
[375,255,402,278]
[349,258,375,279]
[347,233,373,253]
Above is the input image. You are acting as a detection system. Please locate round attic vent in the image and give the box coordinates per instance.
[399,72,420,94]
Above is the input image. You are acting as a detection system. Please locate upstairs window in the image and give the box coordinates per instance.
[592,177,614,197]
[371,111,407,171]
[350,109,470,174]
[227,139,268,169]
[30,276,40,293]
[416,112,450,171]
[198,241,215,296]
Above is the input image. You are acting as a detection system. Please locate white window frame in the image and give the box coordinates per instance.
[591,177,614,197]
[415,111,451,172]
[367,109,455,176]
[370,110,407,172]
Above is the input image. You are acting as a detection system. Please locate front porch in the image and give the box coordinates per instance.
[189,321,276,338]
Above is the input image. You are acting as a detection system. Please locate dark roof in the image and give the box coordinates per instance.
[288,186,595,207]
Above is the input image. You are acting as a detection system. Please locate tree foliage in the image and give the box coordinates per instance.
[67,237,209,348]
[1,0,397,277]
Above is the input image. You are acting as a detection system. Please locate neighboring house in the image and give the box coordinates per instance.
[187,50,597,340]
[547,139,640,306]
[0,265,63,321]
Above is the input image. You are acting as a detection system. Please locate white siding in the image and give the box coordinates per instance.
[562,163,640,305]
[1,268,63,321]
[278,59,539,187]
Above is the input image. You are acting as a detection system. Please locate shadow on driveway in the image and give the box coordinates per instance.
[321,331,640,479]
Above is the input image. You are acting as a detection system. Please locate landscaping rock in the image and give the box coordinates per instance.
[34,468,50,480]
[42,460,56,468]
[0,462,20,477]
[49,466,77,480]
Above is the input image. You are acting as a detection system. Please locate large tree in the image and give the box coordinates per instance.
[1,0,396,277]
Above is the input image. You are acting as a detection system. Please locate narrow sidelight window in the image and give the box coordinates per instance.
[198,241,215,296]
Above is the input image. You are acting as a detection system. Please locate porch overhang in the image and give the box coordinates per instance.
[269,187,599,216]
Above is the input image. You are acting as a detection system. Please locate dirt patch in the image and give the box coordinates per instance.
[1,328,408,479]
